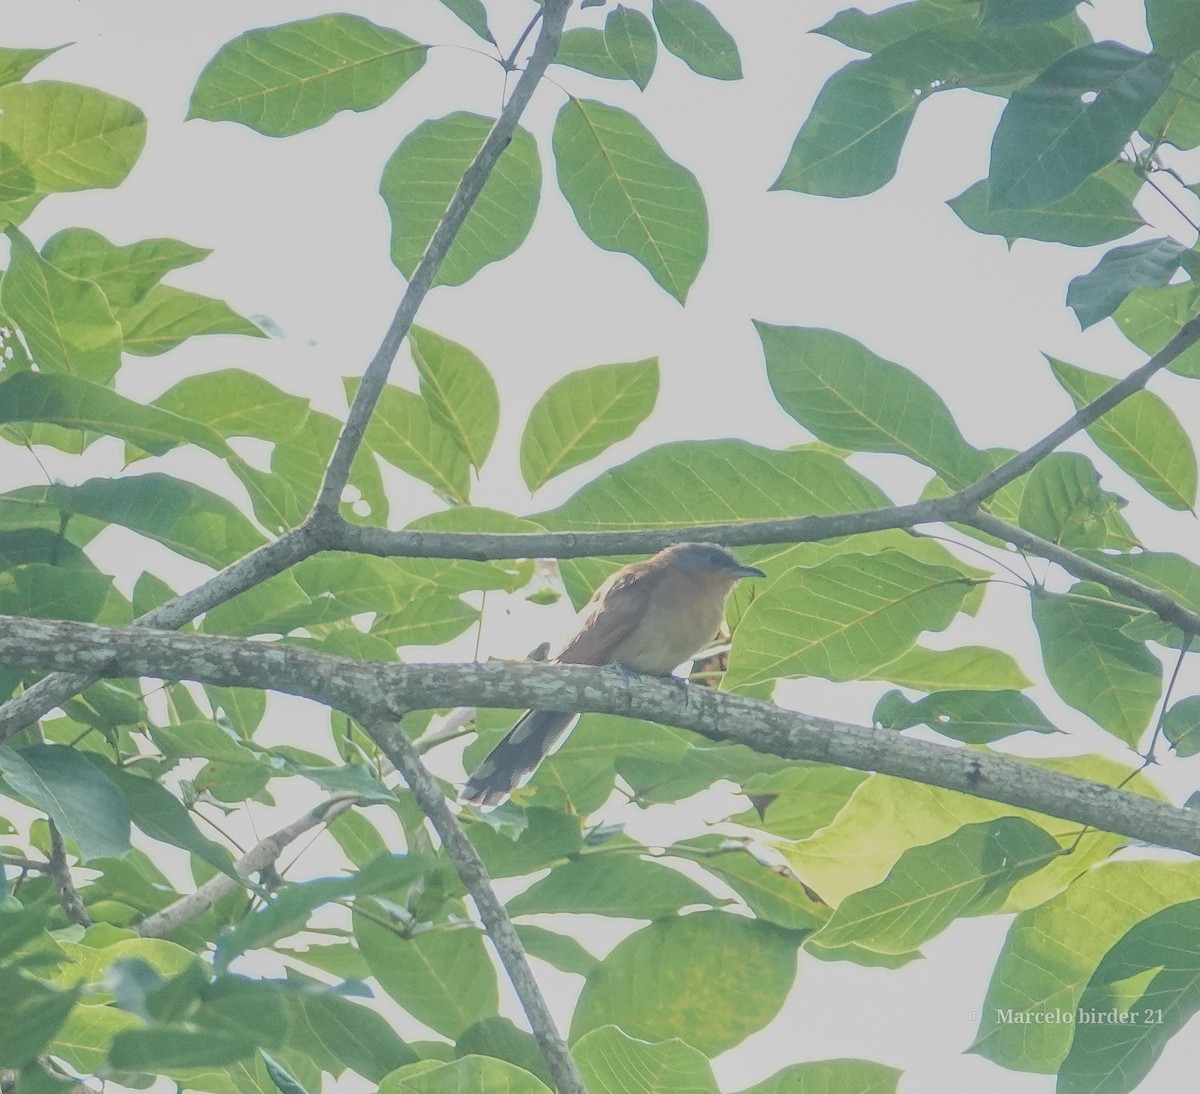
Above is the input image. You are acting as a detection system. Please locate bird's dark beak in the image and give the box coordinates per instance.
[733,564,766,579]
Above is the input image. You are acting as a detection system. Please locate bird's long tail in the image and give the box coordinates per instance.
[461,711,577,807]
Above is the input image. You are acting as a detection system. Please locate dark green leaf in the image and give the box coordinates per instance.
[188,14,427,137]
[758,321,986,487]
[987,43,1173,211]
[948,162,1143,246]
[651,0,742,80]
[0,968,78,1069]
[1067,237,1186,330]
[2,227,121,383]
[1164,697,1200,756]
[1048,356,1197,510]
[1060,898,1200,1093]
[436,0,493,43]
[514,925,598,977]
[508,854,715,918]
[380,113,541,287]
[1032,589,1161,746]
[1147,0,1200,62]
[520,359,658,491]
[604,7,656,91]
[874,689,1056,744]
[0,744,130,860]
[288,991,417,1082]
[468,807,583,878]
[455,1018,549,1087]
[554,30,628,81]
[982,0,1078,26]
[570,911,798,1053]
[815,818,1060,953]
[553,99,707,304]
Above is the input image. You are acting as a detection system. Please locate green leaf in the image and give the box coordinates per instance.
[730,765,866,842]
[355,915,497,1039]
[758,322,986,487]
[1060,898,1200,1093]
[372,596,479,649]
[188,14,427,137]
[740,1060,901,1094]
[874,689,1056,744]
[109,1025,258,1070]
[435,0,493,43]
[604,7,657,91]
[651,0,742,80]
[352,379,470,503]
[520,359,659,491]
[380,112,541,288]
[0,81,146,225]
[468,806,583,878]
[379,1055,552,1094]
[48,1003,140,1074]
[0,743,130,860]
[409,327,498,472]
[539,440,888,533]
[1017,452,1131,548]
[1114,282,1200,379]
[553,30,628,81]
[288,992,417,1082]
[947,162,1143,246]
[1032,589,1161,746]
[988,43,1174,211]
[514,925,598,977]
[0,45,65,87]
[31,475,266,569]
[41,229,211,307]
[570,911,797,1053]
[725,552,973,689]
[553,99,707,304]
[2,227,121,383]
[115,283,264,356]
[973,860,1200,1071]
[454,1018,549,1087]
[1139,48,1200,148]
[982,0,1079,26]
[154,368,309,443]
[0,968,79,1069]
[815,818,1060,953]
[1048,356,1197,510]
[1163,696,1200,756]
[867,643,1032,691]
[508,854,716,918]
[0,371,230,457]
[1147,0,1200,62]
[96,759,237,878]
[814,1,972,53]
[573,1026,718,1094]
[1067,237,1186,330]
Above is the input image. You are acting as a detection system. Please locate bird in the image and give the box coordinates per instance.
[461,542,766,807]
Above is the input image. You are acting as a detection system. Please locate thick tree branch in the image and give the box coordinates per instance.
[959,315,1200,506]
[2,615,1199,856]
[311,0,571,514]
[966,509,1200,634]
[136,796,355,939]
[0,529,316,741]
[367,718,586,1094]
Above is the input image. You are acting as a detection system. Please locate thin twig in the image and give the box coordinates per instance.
[367,718,586,1094]
[1,852,51,872]
[136,796,357,939]
[505,6,544,71]
[48,820,92,928]
[4,615,1200,858]
[1147,633,1195,762]
[310,0,571,517]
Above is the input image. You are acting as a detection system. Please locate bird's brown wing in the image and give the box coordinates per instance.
[554,561,665,666]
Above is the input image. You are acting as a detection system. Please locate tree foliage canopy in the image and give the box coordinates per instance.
[2,1,1200,1092]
